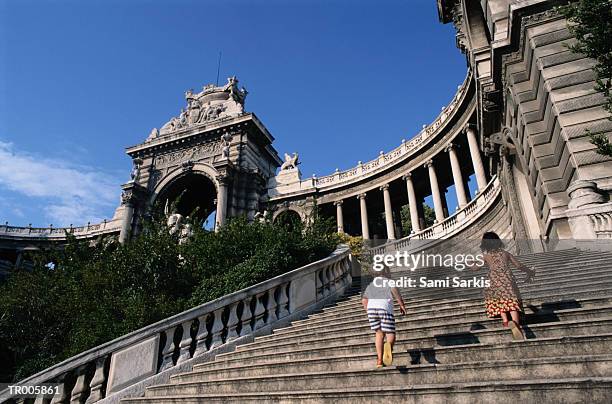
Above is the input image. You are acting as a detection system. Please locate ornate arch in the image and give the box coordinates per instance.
[149,162,220,208]
[272,206,306,222]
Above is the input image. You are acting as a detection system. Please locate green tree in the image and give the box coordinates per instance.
[400,203,436,236]
[559,0,612,156]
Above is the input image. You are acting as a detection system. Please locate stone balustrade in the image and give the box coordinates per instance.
[0,218,122,241]
[294,72,471,191]
[371,176,501,255]
[0,246,352,404]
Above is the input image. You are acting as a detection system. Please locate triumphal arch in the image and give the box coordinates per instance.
[117,76,281,242]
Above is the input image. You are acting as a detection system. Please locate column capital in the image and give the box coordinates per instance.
[423,159,434,169]
[464,123,477,134]
[120,189,135,206]
[216,175,231,186]
[402,172,413,181]
[380,183,390,191]
[333,200,344,206]
[444,143,457,153]
[357,193,367,200]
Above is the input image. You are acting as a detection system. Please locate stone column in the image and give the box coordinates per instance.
[380,184,396,240]
[118,186,135,244]
[215,178,229,231]
[466,126,487,190]
[424,160,445,222]
[402,173,421,232]
[334,200,344,233]
[357,193,370,240]
[445,143,469,208]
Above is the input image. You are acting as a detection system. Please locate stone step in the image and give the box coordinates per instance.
[336,261,612,308]
[148,355,612,395]
[391,259,612,282]
[122,377,612,403]
[386,250,612,275]
[225,317,612,360]
[304,277,612,320]
[287,292,612,332]
[192,333,612,378]
[281,290,612,328]
[349,260,612,304]
[241,306,612,351]
[281,282,612,337]
[261,297,612,341]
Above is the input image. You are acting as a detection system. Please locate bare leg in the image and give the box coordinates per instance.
[375,330,384,365]
[508,310,525,339]
[386,332,396,350]
[509,310,520,324]
[500,311,509,326]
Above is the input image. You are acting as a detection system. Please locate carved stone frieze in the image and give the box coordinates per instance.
[153,141,222,169]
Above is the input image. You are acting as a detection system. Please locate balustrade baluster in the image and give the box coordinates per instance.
[193,314,210,356]
[324,267,331,295]
[316,269,324,298]
[50,374,69,404]
[253,291,267,330]
[240,297,254,334]
[327,266,336,293]
[209,307,225,349]
[159,326,178,371]
[277,282,290,318]
[318,268,328,297]
[267,288,279,323]
[226,301,241,341]
[176,320,194,364]
[84,356,107,403]
[70,364,89,404]
[343,258,352,286]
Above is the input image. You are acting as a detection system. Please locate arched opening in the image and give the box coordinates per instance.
[157,173,217,229]
[274,210,302,232]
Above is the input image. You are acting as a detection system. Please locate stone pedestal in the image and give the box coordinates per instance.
[267,168,303,197]
[565,180,612,239]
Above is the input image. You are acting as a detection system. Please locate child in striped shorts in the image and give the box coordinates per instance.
[362,267,406,368]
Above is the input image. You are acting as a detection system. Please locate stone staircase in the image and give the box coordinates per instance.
[122,248,612,403]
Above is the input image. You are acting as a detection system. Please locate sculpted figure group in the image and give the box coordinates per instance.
[156,77,248,136]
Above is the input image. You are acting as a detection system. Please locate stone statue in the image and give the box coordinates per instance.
[130,159,142,182]
[188,98,202,124]
[178,108,187,127]
[280,152,299,170]
[254,210,269,223]
[178,222,193,244]
[147,128,159,141]
[166,212,184,236]
[221,133,232,159]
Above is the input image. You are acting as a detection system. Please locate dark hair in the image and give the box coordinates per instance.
[480,231,504,251]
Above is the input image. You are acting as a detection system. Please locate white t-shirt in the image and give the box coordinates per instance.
[364,276,394,314]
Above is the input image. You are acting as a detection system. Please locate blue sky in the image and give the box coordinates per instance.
[0,0,466,227]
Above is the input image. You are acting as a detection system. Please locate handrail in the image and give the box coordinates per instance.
[371,175,501,255]
[0,246,352,403]
[0,218,122,241]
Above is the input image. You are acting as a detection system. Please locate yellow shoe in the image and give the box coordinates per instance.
[509,321,525,340]
[383,342,393,366]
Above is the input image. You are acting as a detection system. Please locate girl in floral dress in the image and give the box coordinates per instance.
[479,232,535,340]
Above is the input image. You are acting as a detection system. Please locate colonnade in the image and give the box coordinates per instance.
[334,126,487,239]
